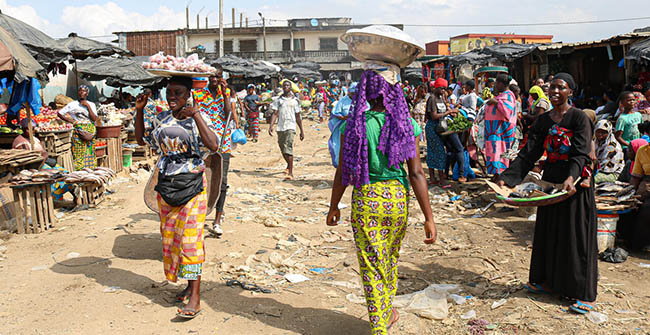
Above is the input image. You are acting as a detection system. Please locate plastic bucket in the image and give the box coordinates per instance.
[596,213,618,252]
[122,152,133,168]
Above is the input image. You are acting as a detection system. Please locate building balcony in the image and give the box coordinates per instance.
[207,50,352,64]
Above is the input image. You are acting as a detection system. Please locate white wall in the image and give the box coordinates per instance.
[187,29,349,53]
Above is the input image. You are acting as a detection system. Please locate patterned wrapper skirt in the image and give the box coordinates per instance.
[425,120,447,171]
[351,179,408,335]
[247,116,260,139]
[72,123,96,171]
[157,184,207,282]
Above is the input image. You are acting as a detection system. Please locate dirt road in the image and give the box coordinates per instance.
[1,119,649,334]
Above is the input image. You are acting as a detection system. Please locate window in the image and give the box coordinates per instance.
[319,38,338,51]
[214,40,233,53]
[239,39,258,52]
[282,39,306,51]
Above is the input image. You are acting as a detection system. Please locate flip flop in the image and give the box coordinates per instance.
[387,308,400,330]
[283,176,294,181]
[569,301,594,314]
[524,283,551,295]
[176,308,201,319]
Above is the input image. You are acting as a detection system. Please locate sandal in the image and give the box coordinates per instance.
[176,307,201,319]
[569,300,594,314]
[524,283,552,295]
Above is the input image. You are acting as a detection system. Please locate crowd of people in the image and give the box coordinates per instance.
[25,57,646,332]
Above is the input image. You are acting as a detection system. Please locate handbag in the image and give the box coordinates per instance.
[154,171,204,207]
[75,128,94,141]
[436,118,449,134]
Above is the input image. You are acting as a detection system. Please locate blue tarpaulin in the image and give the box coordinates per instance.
[5,77,42,116]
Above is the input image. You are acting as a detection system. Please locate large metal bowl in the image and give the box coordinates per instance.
[341,25,425,68]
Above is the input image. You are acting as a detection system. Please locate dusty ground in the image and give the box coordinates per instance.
[1,119,649,335]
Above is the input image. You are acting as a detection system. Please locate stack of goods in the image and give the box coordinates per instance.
[0,126,22,134]
[507,181,562,199]
[35,106,72,132]
[142,53,217,73]
[595,182,641,211]
[260,92,273,104]
[0,149,43,167]
[447,114,472,132]
[8,169,65,185]
[95,140,107,148]
[97,103,127,126]
[54,94,74,110]
[0,108,26,126]
[64,167,116,185]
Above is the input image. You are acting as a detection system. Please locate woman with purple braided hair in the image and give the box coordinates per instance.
[327,70,437,335]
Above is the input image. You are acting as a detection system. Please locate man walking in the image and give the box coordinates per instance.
[192,64,232,237]
[269,80,305,180]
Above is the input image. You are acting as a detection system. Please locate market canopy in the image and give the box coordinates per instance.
[0,26,47,83]
[210,54,279,78]
[625,37,650,63]
[292,61,321,71]
[56,33,133,59]
[450,43,540,66]
[0,12,70,66]
[280,66,321,80]
[76,56,162,87]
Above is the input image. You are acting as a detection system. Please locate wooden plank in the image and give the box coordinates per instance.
[46,184,56,226]
[31,188,41,233]
[28,188,38,233]
[38,185,48,230]
[13,189,24,234]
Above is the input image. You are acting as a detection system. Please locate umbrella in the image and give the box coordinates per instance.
[0,26,47,83]
[57,33,133,59]
[626,37,650,63]
[76,56,162,87]
[0,12,70,66]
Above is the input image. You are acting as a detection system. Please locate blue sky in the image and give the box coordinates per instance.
[5,0,650,44]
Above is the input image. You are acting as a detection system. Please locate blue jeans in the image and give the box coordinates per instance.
[443,133,465,176]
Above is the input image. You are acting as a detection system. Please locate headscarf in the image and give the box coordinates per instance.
[280,79,300,93]
[341,70,415,188]
[348,82,358,93]
[79,85,90,91]
[529,85,550,110]
[553,72,576,90]
[595,120,625,174]
[433,78,448,89]
[630,138,649,174]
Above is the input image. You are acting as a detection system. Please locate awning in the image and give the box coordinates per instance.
[76,56,162,87]
[56,33,133,60]
[0,12,70,66]
[625,37,650,63]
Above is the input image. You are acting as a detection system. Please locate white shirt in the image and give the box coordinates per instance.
[59,100,96,123]
[271,95,300,132]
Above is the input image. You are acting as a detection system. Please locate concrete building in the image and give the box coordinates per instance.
[115,18,404,72]
[449,33,553,55]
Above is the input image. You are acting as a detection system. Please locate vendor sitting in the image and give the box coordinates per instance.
[12,119,75,202]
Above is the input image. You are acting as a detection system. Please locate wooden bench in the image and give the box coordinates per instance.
[11,182,56,234]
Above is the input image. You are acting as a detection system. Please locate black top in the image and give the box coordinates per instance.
[501,107,593,186]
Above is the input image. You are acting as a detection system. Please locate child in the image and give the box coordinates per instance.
[615,91,642,149]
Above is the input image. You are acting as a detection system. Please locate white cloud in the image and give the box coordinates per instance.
[59,2,185,38]
[1,0,51,31]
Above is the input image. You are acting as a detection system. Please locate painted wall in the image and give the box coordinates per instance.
[450,36,553,55]
[187,29,348,53]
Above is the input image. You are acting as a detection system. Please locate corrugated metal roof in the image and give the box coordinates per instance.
[538,32,650,50]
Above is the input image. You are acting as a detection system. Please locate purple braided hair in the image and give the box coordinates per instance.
[341,70,416,188]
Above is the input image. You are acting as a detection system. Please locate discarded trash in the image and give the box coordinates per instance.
[284,273,310,283]
[467,319,489,335]
[31,265,47,271]
[638,263,650,268]
[448,294,467,305]
[338,202,348,209]
[66,252,80,259]
[491,298,507,310]
[461,310,477,320]
[528,214,537,221]
[345,293,366,304]
[599,247,629,263]
[309,267,330,274]
[79,216,95,221]
[450,195,462,202]
[103,286,121,293]
[586,311,608,324]
[393,284,456,320]
[55,212,65,219]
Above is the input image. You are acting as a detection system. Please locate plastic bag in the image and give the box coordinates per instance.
[231,128,247,145]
